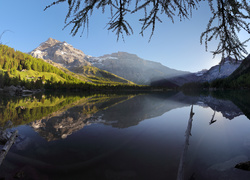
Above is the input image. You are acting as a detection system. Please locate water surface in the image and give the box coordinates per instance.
[1,91,250,179]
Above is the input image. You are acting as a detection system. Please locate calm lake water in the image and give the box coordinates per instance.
[1,91,250,179]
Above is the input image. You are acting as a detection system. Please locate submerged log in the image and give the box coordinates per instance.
[0,130,18,166]
[177,105,194,180]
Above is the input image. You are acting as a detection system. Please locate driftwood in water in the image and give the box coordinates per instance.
[0,121,13,144]
[0,130,18,166]
[177,105,195,180]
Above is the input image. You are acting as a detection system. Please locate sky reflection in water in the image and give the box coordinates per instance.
[1,92,250,179]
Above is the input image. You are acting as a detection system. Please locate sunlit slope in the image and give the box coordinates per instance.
[0,45,91,84]
[73,66,134,85]
[0,45,134,86]
[29,38,134,85]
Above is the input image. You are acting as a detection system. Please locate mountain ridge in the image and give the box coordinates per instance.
[89,51,190,85]
[29,38,243,87]
[29,38,134,85]
[29,38,191,85]
[159,56,242,86]
[30,37,91,69]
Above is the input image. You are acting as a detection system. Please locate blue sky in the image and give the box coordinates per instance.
[0,1,249,72]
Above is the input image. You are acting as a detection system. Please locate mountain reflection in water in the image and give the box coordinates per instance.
[0,91,250,179]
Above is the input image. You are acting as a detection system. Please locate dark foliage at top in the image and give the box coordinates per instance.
[45,0,250,61]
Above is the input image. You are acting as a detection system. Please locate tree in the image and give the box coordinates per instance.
[35,79,43,89]
[3,72,11,86]
[50,76,56,83]
[31,63,37,71]
[3,60,10,70]
[45,0,250,62]
[42,75,46,82]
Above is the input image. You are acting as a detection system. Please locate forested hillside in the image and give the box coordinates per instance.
[0,45,86,88]
[210,55,250,89]
[0,45,142,91]
[181,55,250,90]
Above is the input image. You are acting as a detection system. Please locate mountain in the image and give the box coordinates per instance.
[150,79,179,88]
[89,52,190,85]
[199,56,242,82]
[30,38,191,86]
[30,38,242,87]
[160,57,242,86]
[0,44,90,88]
[220,54,250,88]
[29,38,134,85]
[228,55,250,80]
[30,38,91,69]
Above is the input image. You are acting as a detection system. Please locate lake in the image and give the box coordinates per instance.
[1,91,250,179]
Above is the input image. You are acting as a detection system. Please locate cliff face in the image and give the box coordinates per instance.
[30,38,91,71]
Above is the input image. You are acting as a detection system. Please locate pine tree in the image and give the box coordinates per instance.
[42,75,46,82]
[45,0,250,62]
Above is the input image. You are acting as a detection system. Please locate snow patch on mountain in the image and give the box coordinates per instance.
[195,69,208,77]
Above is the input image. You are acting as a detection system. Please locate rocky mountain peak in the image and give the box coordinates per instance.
[29,38,91,70]
[116,51,141,60]
[89,51,189,85]
[221,56,240,65]
[38,38,61,50]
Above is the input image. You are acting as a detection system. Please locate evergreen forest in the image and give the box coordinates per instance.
[0,45,150,92]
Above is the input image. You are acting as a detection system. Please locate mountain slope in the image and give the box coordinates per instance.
[223,54,250,88]
[31,38,242,87]
[29,38,134,85]
[30,38,91,69]
[72,65,134,84]
[199,56,242,82]
[89,52,190,85]
[228,55,250,79]
[0,44,90,88]
[163,57,242,86]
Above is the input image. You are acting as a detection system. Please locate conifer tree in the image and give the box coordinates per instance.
[45,0,250,62]
[42,75,46,82]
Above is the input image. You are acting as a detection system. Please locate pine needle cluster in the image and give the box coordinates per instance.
[45,0,250,61]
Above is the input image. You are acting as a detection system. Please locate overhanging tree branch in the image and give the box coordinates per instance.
[45,0,250,62]
[200,0,250,61]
